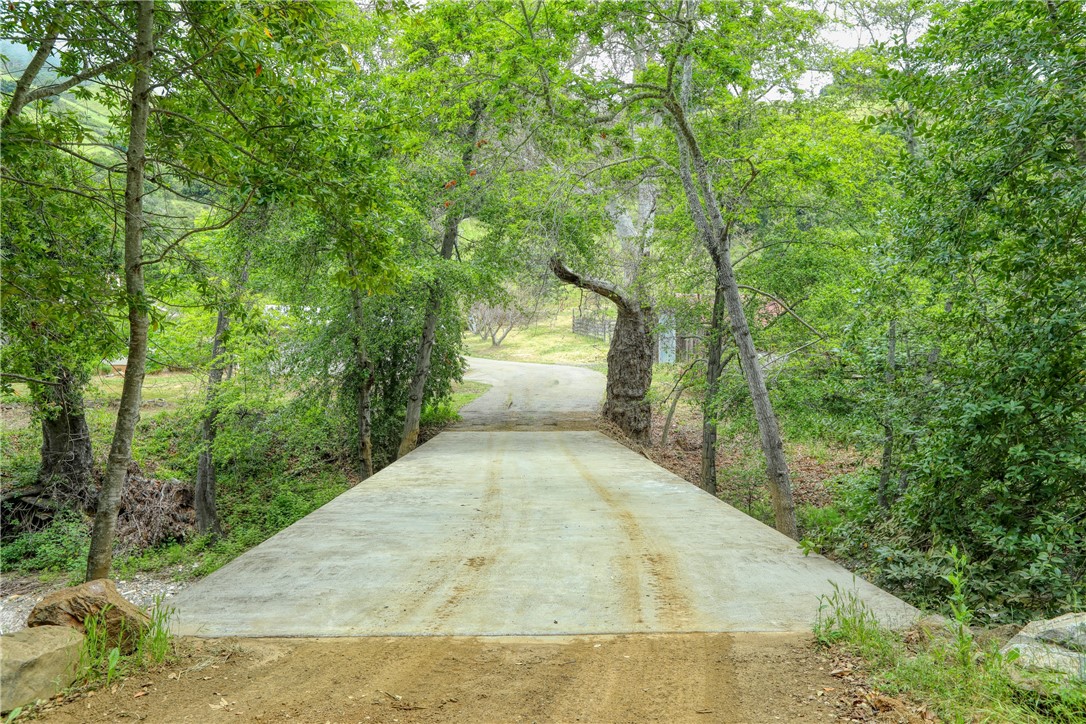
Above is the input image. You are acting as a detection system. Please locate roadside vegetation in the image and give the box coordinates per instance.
[815,581,1085,723]
[1,370,486,583]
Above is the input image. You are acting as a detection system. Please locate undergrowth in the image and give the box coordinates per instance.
[814,567,1086,723]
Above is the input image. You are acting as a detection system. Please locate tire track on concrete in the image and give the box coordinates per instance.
[423,432,507,631]
[559,437,694,631]
[371,434,504,632]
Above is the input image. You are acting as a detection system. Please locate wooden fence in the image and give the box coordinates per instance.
[571,313,615,342]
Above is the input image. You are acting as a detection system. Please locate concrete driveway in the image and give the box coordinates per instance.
[171,358,918,636]
[454,356,605,430]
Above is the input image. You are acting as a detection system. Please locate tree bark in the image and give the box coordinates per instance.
[397,111,482,459]
[195,310,228,537]
[700,285,726,495]
[550,257,653,443]
[347,255,375,480]
[85,0,154,581]
[196,251,251,535]
[660,385,685,448]
[37,367,94,505]
[717,243,798,539]
[1,34,57,130]
[397,209,460,459]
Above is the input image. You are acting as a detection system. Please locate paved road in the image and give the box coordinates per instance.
[172,358,918,636]
[454,356,605,430]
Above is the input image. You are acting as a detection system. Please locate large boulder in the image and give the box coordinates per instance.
[27,579,150,654]
[1001,612,1086,680]
[0,625,84,713]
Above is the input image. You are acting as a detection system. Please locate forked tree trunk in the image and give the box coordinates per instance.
[550,257,653,444]
[37,367,94,505]
[85,0,154,581]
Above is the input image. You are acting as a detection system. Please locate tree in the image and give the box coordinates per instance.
[389,0,581,458]
[1,0,343,579]
[875,0,1086,617]
[551,257,654,442]
[566,0,823,538]
[84,0,156,581]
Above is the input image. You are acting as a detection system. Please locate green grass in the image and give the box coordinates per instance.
[814,584,1086,723]
[464,313,608,366]
[78,594,176,686]
[88,371,203,416]
[448,379,491,410]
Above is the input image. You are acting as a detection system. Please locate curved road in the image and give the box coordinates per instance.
[172,358,917,636]
[454,356,605,430]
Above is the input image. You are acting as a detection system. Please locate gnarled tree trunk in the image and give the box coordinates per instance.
[37,367,94,504]
[550,257,653,444]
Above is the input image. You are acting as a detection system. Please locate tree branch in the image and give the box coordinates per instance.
[1,372,62,387]
[736,284,825,339]
[2,34,58,128]
[20,58,126,108]
[137,188,255,268]
[549,256,631,312]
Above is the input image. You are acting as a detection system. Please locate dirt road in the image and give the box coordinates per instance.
[42,634,870,723]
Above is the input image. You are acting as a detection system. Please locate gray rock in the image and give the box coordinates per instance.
[0,625,84,713]
[1001,612,1086,680]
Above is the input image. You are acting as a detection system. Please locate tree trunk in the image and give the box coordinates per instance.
[398,112,482,459]
[660,385,685,448]
[196,250,251,536]
[602,305,654,443]
[664,87,798,539]
[349,280,375,480]
[195,309,228,537]
[717,252,798,539]
[37,367,94,505]
[700,285,726,495]
[550,257,653,444]
[85,0,154,582]
[396,217,456,459]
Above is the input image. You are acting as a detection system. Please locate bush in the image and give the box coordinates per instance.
[0,509,89,576]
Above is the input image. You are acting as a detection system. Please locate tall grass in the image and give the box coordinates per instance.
[78,594,176,685]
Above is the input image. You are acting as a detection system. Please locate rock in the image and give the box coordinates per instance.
[27,579,151,654]
[0,625,84,713]
[974,623,1021,649]
[1001,612,1086,680]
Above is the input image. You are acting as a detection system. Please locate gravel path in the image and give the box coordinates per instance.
[1,570,189,634]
